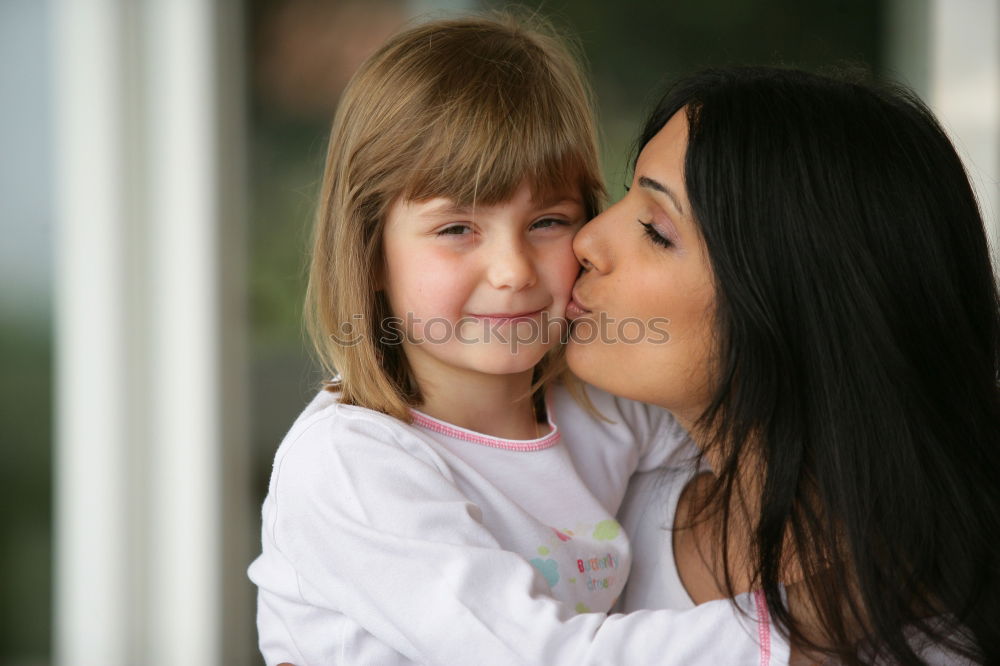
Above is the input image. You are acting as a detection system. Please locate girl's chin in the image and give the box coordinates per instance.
[465,344,553,377]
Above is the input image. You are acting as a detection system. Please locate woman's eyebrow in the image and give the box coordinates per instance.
[638,175,684,215]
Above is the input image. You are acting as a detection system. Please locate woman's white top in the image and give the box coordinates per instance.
[616,458,975,665]
[615,462,701,614]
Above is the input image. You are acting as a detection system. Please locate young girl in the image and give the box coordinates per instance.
[248,15,786,665]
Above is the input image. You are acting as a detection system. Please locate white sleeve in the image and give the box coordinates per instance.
[573,383,697,472]
[629,399,696,472]
[250,411,788,666]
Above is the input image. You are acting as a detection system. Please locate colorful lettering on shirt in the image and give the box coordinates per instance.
[574,552,621,594]
[526,522,628,613]
[576,553,620,573]
[586,576,616,591]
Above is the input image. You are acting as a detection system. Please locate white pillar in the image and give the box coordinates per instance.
[53,1,139,661]
[890,0,1000,268]
[927,0,1000,268]
[53,0,249,663]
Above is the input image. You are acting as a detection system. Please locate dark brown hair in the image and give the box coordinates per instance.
[642,66,999,664]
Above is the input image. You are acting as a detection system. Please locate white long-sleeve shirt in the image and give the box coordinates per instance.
[248,382,790,665]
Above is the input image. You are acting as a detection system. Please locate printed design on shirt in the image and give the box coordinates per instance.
[592,519,621,541]
[577,552,621,591]
[552,527,572,542]
[528,520,626,606]
[529,557,560,587]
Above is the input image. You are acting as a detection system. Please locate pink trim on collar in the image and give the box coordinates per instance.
[409,409,560,452]
[754,589,772,665]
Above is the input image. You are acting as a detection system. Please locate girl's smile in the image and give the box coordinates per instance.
[467,309,546,324]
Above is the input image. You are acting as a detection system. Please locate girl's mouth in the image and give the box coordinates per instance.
[468,309,544,324]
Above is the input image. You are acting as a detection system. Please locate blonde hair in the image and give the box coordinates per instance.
[305,13,604,421]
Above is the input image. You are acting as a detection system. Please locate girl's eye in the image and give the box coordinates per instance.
[639,220,672,248]
[436,224,472,236]
[530,217,567,231]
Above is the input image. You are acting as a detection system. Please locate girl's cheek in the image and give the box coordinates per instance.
[557,244,582,285]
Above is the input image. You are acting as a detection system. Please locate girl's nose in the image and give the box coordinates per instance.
[486,239,536,291]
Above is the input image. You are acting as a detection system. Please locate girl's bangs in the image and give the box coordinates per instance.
[399,101,600,208]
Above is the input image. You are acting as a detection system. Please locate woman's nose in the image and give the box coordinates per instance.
[573,209,611,274]
[486,238,536,291]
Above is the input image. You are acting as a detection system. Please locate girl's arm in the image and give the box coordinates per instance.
[249,408,789,666]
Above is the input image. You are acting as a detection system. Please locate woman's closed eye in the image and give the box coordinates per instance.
[639,219,673,248]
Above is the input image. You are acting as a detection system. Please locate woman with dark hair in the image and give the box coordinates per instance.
[567,66,1000,664]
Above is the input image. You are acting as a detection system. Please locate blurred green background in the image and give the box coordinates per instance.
[2,0,884,662]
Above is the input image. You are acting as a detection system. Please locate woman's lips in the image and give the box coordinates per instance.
[565,290,592,320]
